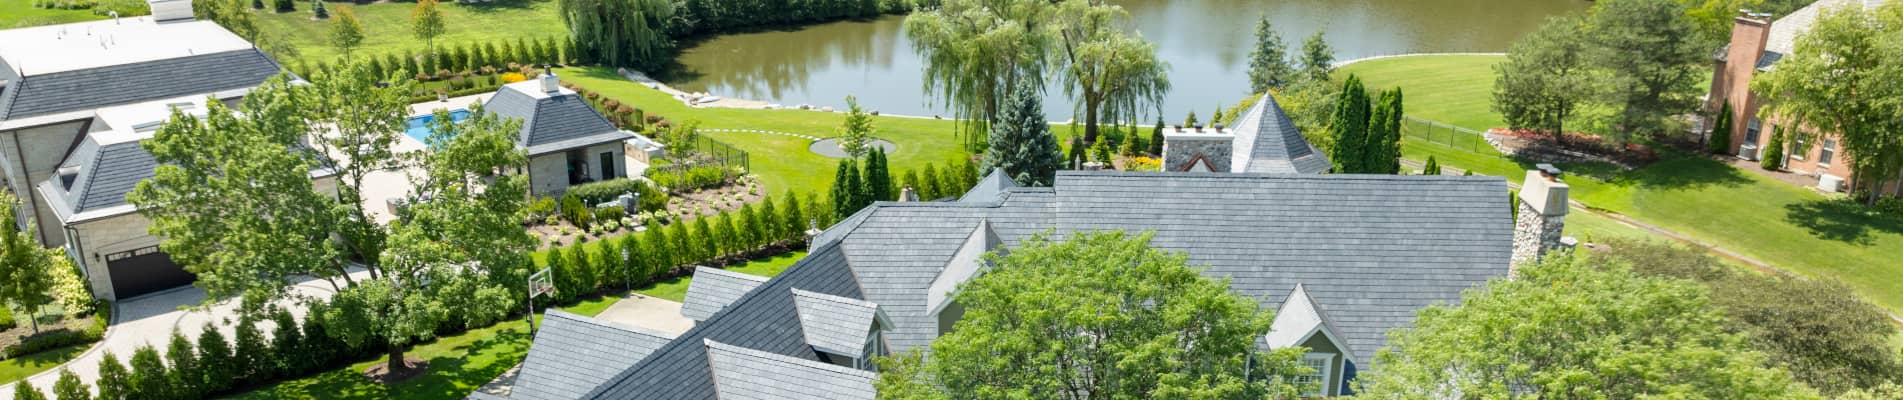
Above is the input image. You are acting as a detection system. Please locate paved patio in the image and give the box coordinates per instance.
[0,269,371,400]
[595,294,693,336]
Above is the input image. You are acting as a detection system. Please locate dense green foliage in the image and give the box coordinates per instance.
[1422,156,1441,175]
[410,0,447,55]
[979,84,1065,186]
[1755,2,1903,202]
[1329,76,1371,173]
[1589,0,1712,142]
[1492,15,1590,145]
[1762,125,1787,170]
[0,191,60,334]
[831,158,865,220]
[51,368,87,400]
[557,0,673,70]
[1361,252,1813,399]
[1593,239,1903,395]
[563,178,669,213]
[1709,101,1733,154]
[1298,32,1335,83]
[864,147,894,202]
[875,231,1307,399]
[838,96,875,158]
[669,0,912,37]
[13,379,46,400]
[1364,88,1403,173]
[327,7,364,61]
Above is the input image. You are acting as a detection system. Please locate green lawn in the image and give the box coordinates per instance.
[254,0,564,65]
[636,251,806,302]
[1,0,107,28]
[555,67,972,196]
[1341,55,1903,314]
[0,343,87,383]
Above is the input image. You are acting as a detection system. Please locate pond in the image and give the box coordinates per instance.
[662,0,1589,121]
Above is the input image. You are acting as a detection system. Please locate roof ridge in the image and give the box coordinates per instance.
[703,339,878,379]
[791,288,878,309]
[544,309,678,340]
[695,265,770,282]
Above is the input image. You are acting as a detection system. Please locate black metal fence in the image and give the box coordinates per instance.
[648,134,750,179]
[1400,115,1489,153]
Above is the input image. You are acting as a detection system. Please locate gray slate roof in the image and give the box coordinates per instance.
[791,289,885,357]
[1229,94,1331,174]
[704,339,878,400]
[0,49,281,121]
[586,243,866,400]
[483,83,635,156]
[511,310,675,400]
[38,137,156,218]
[681,266,770,321]
[957,168,1018,203]
[580,171,1511,399]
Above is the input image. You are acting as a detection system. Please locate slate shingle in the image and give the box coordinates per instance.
[704,339,877,400]
[483,83,633,156]
[680,267,769,322]
[0,49,281,120]
[511,310,674,400]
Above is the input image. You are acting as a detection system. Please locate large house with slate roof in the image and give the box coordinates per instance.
[487,168,1578,399]
[481,75,645,196]
[1160,93,1329,174]
[0,6,326,300]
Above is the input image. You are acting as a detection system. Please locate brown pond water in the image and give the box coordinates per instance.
[663,0,1590,120]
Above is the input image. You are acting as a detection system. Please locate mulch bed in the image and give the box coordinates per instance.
[363,355,431,384]
[1487,128,1658,168]
[0,315,94,349]
[530,181,766,249]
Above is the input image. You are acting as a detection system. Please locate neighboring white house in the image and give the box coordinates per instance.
[0,7,329,300]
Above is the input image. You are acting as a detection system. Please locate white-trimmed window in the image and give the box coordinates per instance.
[1294,353,1335,397]
[1820,139,1837,166]
[1790,132,1807,160]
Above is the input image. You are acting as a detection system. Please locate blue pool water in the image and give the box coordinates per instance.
[405,109,472,144]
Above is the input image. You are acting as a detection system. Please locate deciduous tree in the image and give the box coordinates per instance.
[411,0,446,56]
[1359,252,1812,399]
[903,0,1052,149]
[875,231,1306,399]
[0,191,57,334]
[1051,0,1170,145]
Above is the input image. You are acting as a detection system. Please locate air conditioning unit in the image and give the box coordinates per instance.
[1738,143,1759,160]
[1818,174,1843,193]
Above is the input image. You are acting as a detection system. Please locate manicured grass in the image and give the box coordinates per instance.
[1,0,107,28]
[555,66,972,196]
[254,0,565,65]
[222,318,531,400]
[1341,55,1903,314]
[0,343,87,383]
[635,251,806,302]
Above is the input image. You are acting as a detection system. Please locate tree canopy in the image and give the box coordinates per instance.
[0,191,57,333]
[1359,251,1814,399]
[875,230,1307,399]
[1589,0,1712,142]
[558,0,674,71]
[1492,15,1591,146]
[410,0,446,55]
[1755,1,1903,202]
[979,83,1065,187]
[1247,14,1295,94]
[903,0,1053,147]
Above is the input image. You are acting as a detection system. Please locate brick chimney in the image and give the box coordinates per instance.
[1511,166,1570,275]
[1711,11,1773,154]
[1160,124,1234,172]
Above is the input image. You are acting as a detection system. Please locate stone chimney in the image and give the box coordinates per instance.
[1160,124,1234,172]
[899,186,919,202]
[1511,166,1570,275]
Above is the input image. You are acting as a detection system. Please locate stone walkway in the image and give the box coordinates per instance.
[0,269,372,400]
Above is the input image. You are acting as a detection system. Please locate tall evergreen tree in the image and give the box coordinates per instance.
[1248,14,1294,93]
[779,191,806,242]
[1423,156,1441,175]
[831,159,864,219]
[1707,101,1733,154]
[1149,117,1165,155]
[919,163,942,200]
[232,317,270,384]
[753,197,776,246]
[95,353,131,400]
[1761,125,1787,171]
[708,214,734,259]
[693,217,718,263]
[195,323,234,393]
[1329,75,1372,173]
[1299,31,1335,82]
[268,309,302,376]
[668,221,691,269]
[979,84,1065,187]
[164,331,200,398]
[735,204,759,251]
[14,379,47,400]
[126,346,171,400]
[862,147,893,202]
[52,368,89,400]
[1365,88,1403,174]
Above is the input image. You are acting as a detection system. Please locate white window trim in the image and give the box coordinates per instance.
[1789,134,1807,160]
[1819,140,1837,168]
[1299,352,1337,397]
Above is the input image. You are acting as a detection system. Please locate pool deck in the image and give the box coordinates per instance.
[411,93,493,117]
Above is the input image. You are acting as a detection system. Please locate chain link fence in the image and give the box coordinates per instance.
[649,134,751,179]
[1400,115,1489,153]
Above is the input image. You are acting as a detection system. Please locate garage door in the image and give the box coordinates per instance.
[106,247,195,299]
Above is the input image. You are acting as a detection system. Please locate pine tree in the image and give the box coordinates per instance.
[600,239,624,291]
[1708,102,1733,155]
[1761,125,1786,171]
[14,379,47,400]
[95,352,131,400]
[543,243,571,302]
[127,346,170,400]
[269,309,302,377]
[735,204,759,251]
[164,330,200,398]
[298,311,341,369]
[1423,156,1441,175]
[312,0,327,19]
[645,222,673,277]
[1184,111,1199,127]
[862,147,893,202]
[668,221,691,268]
[919,163,942,200]
[707,214,733,259]
[232,317,270,384]
[831,159,863,220]
[780,191,805,242]
[195,323,234,394]
[1365,88,1403,174]
[754,197,777,246]
[1247,14,1295,93]
[939,159,966,194]
[52,368,89,400]
[564,245,590,299]
[979,84,1065,187]
[1329,75,1372,173]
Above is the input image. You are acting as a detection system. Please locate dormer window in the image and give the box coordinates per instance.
[57,165,81,190]
[1264,283,1355,397]
[791,289,892,371]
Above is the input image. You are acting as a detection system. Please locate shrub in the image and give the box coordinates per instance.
[232,317,269,384]
[272,0,292,12]
[126,345,170,399]
[500,72,528,83]
[560,194,593,227]
[51,368,87,400]
[165,330,201,398]
[1760,126,1786,171]
[268,309,302,376]
[527,197,559,223]
[14,379,47,400]
[0,307,14,331]
[566,179,645,205]
[95,352,131,400]
[596,206,626,222]
[195,323,234,394]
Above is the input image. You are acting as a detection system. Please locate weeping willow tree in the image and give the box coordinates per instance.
[559,0,674,71]
[1053,0,1168,145]
[903,0,1055,151]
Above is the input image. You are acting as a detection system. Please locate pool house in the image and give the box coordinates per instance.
[411,74,663,197]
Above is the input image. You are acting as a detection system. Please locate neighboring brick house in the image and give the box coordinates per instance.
[1708,0,1903,196]
[485,169,1578,399]
[0,6,337,300]
[481,76,655,197]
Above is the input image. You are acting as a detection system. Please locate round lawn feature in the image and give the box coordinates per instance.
[809,138,897,158]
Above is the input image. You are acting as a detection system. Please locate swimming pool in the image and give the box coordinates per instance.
[404,109,472,144]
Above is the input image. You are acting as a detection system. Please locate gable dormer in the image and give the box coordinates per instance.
[1264,283,1355,397]
[926,219,1004,335]
[790,289,893,370]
